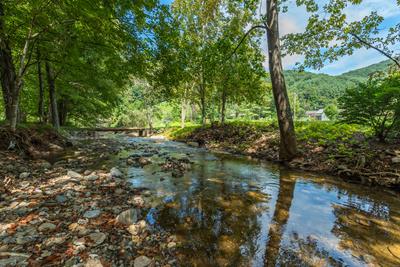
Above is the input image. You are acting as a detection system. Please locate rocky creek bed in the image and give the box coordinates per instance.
[0,135,185,267]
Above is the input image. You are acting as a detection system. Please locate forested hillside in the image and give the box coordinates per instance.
[285,60,392,113]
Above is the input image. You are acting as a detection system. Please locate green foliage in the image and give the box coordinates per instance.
[0,0,163,127]
[296,121,369,146]
[164,125,202,139]
[339,72,400,141]
[283,1,400,69]
[324,104,339,120]
[283,60,391,112]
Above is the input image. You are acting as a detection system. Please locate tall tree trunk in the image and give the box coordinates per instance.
[0,2,15,124]
[45,61,60,130]
[58,98,68,126]
[199,84,206,126]
[266,0,297,161]
[0,2,32,131]
[0,46,14,122]
[37,49,44,123]
[264,170,295,266]
[181,98,186,129]
[0,44,21,130]
[220,87,227,124]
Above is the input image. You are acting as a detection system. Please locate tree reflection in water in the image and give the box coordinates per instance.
[264,169,295,266]
[133,141,400,267]
[155,154,270,266]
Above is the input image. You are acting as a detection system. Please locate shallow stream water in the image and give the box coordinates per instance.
[120,136,400,266]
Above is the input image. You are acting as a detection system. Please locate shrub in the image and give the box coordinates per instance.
[339,72,400,141]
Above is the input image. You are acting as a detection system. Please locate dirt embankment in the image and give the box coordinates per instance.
[173,123,400,189]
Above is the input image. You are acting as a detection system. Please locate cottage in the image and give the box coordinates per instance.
[306,109,329,121]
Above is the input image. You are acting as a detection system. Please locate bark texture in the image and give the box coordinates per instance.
[266,0,297,161]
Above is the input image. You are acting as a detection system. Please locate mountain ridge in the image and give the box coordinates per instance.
[283,60,393,111]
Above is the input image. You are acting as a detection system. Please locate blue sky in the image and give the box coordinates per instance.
[160,0,400,75]
[278,0,400,75]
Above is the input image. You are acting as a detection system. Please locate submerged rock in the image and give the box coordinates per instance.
[138,157,151,166]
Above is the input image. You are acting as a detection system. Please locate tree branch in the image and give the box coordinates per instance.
[350,32,400,68]
[228,25,267,61]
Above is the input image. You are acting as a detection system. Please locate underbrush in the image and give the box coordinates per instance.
[0,123,69,155]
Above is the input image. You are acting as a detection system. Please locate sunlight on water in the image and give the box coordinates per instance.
[125,137,400,267]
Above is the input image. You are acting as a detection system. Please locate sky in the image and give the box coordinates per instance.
[278,0,400,75]
[161,0,400,75]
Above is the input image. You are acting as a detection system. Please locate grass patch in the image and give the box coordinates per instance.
[295,121,371,146]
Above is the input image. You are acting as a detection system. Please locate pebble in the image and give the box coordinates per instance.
[167,241,176,249]
[110,167,122,178]
[44,236,66,246]
[55,194,67,203]
[85,174,99,181]
[116,209,138,225]
[392,157,400,163]
[83,209,101,219]
[38,222,56,232]
[19,172,30,179]
[88,232,107,246]
[85,257,103,267]
[134,255,152,267]
[132,196,144,206]
[67,170,82,178]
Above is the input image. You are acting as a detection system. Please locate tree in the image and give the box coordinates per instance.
[339,72,400,142]
[0,0,160,129]
[283,0,400,70]
[265,0,297,161]
[324,103,339,121]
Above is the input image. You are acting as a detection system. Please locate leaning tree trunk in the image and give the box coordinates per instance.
[45,61,60,130]
[266,0,297,161]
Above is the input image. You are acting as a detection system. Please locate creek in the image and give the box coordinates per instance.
[117,136,400,266]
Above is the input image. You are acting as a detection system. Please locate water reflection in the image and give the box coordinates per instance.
[264,170,295,266]
[124,138,400,266]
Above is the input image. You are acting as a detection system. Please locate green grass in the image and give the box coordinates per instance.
[165,120,372,146]
[295,121,371,145]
